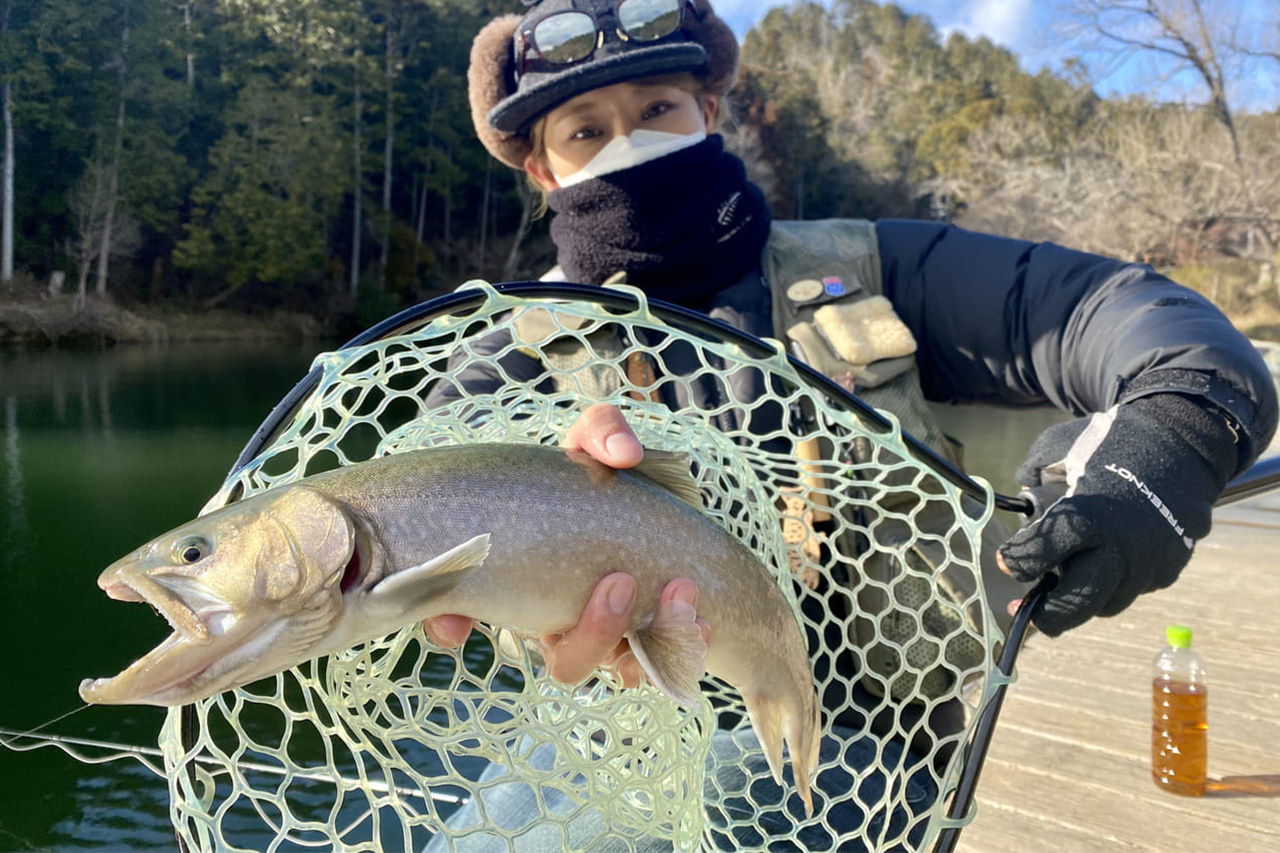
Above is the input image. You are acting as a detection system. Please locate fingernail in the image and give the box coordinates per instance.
[607,577,635,615]
[672,583,696,609]
[604,432,641,465]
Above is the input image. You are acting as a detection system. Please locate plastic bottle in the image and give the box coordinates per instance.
[1151,624,1208,796]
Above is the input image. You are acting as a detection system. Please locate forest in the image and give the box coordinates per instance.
[0,0,1277,338]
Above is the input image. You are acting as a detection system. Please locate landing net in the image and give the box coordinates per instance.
[157,281,1004,852]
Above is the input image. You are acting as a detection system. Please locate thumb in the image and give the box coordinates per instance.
[998,500,1098,584]
[1032,547,1128,636]
[1014,416,1092,487]
[562,403,644,469]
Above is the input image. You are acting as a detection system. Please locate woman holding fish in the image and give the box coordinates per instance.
[421,0,1279,848]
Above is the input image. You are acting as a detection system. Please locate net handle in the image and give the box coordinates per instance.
[931,575,1055,853]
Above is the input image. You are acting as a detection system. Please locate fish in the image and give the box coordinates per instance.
[79,443,822,814]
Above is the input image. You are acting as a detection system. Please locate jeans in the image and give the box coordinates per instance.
[422,724,938,852]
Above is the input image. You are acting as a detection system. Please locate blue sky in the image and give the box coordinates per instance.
[716,0,1053,66]
[714,0,1280,111]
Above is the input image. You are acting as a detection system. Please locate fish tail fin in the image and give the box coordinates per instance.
[742,684,821,818]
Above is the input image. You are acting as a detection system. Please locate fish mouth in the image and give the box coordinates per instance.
[81,570,241,706]
[101,572,218,643]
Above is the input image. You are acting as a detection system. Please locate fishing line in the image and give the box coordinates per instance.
[0,703,90,746]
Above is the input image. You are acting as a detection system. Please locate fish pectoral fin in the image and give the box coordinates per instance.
[628,599,707,709]
[366,534,492,606]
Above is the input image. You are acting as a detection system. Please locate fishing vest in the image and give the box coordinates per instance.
[765,219,1030,704]
[764,219,960,465]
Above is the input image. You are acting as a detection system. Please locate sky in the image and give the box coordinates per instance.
[713,0,1280,112]
[716,0,1048,64]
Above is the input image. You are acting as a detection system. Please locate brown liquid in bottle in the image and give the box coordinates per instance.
[1151,679,1208,796]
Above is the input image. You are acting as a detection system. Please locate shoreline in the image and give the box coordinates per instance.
[0,294,326,349]
[4,291,1279,351]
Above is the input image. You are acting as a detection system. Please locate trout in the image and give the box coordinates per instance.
[79,443,821,813]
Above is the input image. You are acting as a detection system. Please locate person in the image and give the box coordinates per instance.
[420,0,1279,850]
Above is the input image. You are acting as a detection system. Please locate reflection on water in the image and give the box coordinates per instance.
[0,343,1073,851]
[55,761,176,852]
[4,395,29,575]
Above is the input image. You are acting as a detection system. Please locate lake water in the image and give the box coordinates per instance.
[0,340,1067,852]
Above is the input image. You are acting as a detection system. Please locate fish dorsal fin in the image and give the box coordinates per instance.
[367,534,491,604]
[632,450,702,509]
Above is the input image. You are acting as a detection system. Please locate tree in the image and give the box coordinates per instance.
[1056,0,1279,255]
[371,0,423,290]
[173,77,347,302]
[93,1,130,295]
[1,4,13,283]
[69,159,138,303]
[0,1,55,285]
[1056,0,1244,164]
[350,21,364,298]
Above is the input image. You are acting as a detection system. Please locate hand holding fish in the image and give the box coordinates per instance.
[423,403,709,689]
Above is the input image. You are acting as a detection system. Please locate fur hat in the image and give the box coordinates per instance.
[468,0,739,170]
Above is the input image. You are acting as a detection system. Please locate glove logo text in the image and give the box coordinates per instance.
[1104,464,1195,550]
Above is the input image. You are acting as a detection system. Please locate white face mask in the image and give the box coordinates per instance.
[553,129,707,188]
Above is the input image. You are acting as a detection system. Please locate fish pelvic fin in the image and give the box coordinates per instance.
[628,598,707,709]
[742,685,821,818]
[366,534,492,608]
[631,450,702,508]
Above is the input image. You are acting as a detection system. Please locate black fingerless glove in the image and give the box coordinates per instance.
[999,393,1239,636]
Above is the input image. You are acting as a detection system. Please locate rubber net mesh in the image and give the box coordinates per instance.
[153,282,1003,852]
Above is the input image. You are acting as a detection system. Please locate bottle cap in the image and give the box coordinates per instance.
[1166,625,1193,648]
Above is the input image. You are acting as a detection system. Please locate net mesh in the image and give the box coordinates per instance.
[154,281,1004,852]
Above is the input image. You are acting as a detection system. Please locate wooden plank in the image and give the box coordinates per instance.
[957,730,1280,852]
[992,697,1279,783]
[958,754,1280,853]
[1004,636,1280,711]
[952,491,1280,852]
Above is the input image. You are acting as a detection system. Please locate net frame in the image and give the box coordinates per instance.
[154,280,1029,853]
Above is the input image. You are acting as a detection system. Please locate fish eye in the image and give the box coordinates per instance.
[175,537,210,564]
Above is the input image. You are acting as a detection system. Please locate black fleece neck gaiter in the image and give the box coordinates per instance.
[547,135,772,309]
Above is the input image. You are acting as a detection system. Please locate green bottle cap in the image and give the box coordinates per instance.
[1166,625,1193,648]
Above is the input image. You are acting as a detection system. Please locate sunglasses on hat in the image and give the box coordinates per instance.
[514,0,702,82]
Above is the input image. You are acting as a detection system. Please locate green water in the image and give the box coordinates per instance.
[0,341,1070,851]
[0,342,320,852]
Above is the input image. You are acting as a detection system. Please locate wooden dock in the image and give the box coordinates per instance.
[955,491,1280,852]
